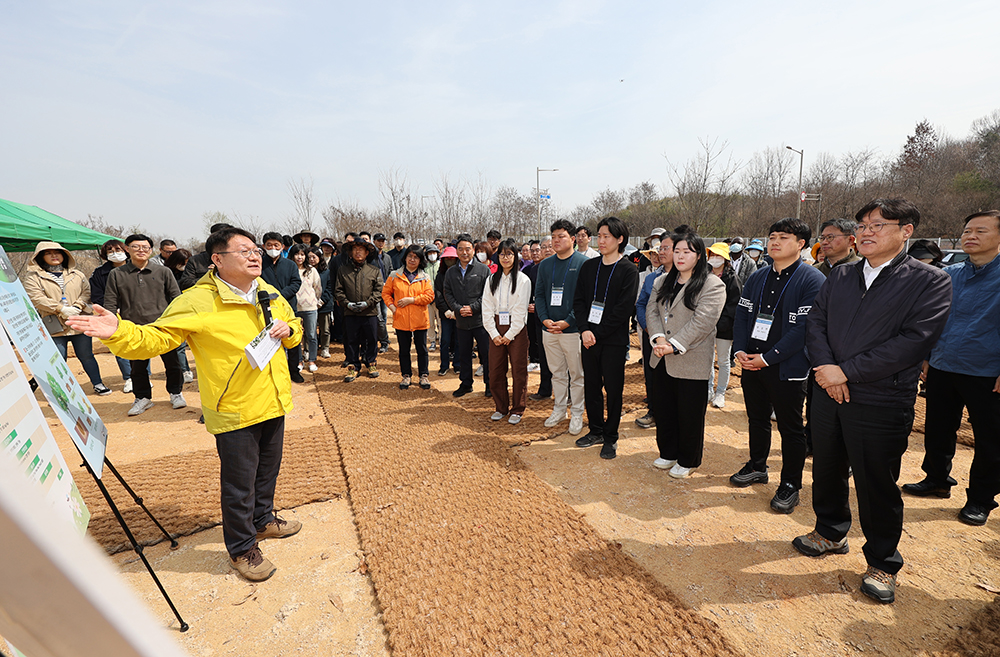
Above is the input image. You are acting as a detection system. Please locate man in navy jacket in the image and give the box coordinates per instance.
[903,210,1000,526]
[794,198,952,605]
[731,218,825,515]
[261,232,303,383]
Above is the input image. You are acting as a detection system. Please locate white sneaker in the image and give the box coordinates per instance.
[543,411,565,428]
[182,371,194,384]
[320,348,330,358]
[527,363,540,372]
[475,365,484,377]
[653,458,677,470]
[508,414,522,425]
[568,416,584,435]
[669,463,695,479]
[771,410,777,421]
[712,394,725,408]
[490,411,504,421]
[128,398,154,416]
[123,379,133,394]
[308,363,318,373]
[170,393,187,409]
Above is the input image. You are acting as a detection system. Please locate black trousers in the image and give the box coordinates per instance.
[396,329,429,377]
[581,342,628,443]
[922,366,1000,509]
[810,390,912,574]
[742,367,808,488]
[650,360,708,467]
[344,315,378,367]
[215,416,284,558]
[457,325,491,391]
[534,315,552,396]
[641,329,653,409]
[527,312,540,362]
[129,350,183,400]
[803,369,816,452]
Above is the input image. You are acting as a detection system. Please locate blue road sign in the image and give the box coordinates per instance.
[539,194,551,199]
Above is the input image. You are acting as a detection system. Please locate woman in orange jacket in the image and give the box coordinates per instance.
[382,245,435,389]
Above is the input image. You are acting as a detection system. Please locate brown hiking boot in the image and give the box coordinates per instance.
[230,545,276,581]
[256,515,302,541]
[344,365,357,383]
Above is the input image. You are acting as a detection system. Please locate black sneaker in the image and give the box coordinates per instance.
[729,462,769,487]
[452,385,473,398]
[291,371,305,383]
[438,366,450,376]
[600,442,617,460]
[770,482,800,514]
[634,412,655,429]
[575,433,603,448]
[94,383,112,396]
[529,392,551,401]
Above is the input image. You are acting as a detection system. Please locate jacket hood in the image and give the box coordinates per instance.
[28,241,76,272]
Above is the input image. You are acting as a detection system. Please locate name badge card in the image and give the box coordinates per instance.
[550,287,564,306]
[751,313,773,341]
[588,302,605,325]
[498,311,511,326]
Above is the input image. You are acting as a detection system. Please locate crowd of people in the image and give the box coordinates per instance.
[40,200,999,604]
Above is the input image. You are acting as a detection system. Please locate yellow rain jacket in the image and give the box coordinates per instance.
[103,271,302,435]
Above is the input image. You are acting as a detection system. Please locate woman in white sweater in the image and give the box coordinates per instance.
[290,244,323,372]
[482,239,532,424]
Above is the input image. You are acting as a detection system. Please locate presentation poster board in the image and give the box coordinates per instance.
[0,246,107,478]
[1,633,28,657]
[0,331,90,534]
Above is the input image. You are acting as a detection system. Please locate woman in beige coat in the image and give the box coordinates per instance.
[23,241,110,395]
[645,231,725,479]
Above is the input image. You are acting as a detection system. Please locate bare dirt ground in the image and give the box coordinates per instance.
[47,339,1000,656]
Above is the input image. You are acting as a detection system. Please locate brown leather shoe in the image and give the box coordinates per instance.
[230,545,276,581]
[256,515,302,541]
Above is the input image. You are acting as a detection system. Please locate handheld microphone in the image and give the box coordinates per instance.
[257,290,273,325]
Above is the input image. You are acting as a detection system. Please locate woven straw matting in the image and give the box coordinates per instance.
[315,355,741,656]
[78,428,346,554]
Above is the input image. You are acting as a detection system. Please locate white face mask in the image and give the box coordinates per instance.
[108,251,127,263]
[730,244,743,254]
[475,252,487,262]
[265,248,282,258]
[395,239,405,248]
[649,238,661,249]
[427,253,438,263]
[708,256,725,268]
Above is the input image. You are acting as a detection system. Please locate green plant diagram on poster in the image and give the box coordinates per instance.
[0,245,107,478]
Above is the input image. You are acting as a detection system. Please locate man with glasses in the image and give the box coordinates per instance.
[903,210,1000,526]
[814,219,861,276]
[70,227,303,582]
[104,234,185,416]
[794,199,952,604]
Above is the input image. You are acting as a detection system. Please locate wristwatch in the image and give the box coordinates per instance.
[671,344,680,355]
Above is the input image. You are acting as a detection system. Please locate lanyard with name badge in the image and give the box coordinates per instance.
[589,258,620,325]
[751,264,800,341]
[550,257,573,306]
[498,274,512,326]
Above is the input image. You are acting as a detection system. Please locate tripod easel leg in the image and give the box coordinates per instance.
[81,457,189,632]
[103,457,178,549]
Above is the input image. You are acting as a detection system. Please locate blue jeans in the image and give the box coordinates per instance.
[296,310,318,362]
[53,334,104,387]
[115,356,132,380]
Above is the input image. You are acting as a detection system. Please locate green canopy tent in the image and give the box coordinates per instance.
[0,198,117,252]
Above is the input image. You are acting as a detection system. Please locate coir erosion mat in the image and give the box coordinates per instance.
[315,364,742,656]
[77,427,346,554]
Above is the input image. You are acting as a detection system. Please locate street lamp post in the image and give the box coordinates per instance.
[786,145,804,220]
[536,167,558,238]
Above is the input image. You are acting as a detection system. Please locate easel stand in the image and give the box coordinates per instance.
[80,452,189,632]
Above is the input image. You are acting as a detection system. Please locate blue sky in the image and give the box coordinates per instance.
[3,0,999,240]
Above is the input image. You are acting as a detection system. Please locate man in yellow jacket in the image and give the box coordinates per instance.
[68,227,303,582]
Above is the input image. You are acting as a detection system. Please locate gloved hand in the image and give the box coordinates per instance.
[444,310,455,320]
[59,306,81,319]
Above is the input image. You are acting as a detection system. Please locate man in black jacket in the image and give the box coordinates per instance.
[572,216,639,460]
[444,234,491,398]
[179,222,232,290]
[794,198,952,605]
[261,232,303,383]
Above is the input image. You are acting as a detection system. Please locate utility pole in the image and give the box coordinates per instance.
[786,145,804,220]
[536,167,558,238]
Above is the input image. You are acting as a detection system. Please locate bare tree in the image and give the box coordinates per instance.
[378,167,417,238]
[591,187,626,218]
[665,137,742,236]
[285,176,316,234]
[322,197,371,238]
[490,186,535,240]
[466,172,493,238]
[434,173,467,240]
[740,146,797,236]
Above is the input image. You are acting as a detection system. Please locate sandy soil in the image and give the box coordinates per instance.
[48,342,999,656]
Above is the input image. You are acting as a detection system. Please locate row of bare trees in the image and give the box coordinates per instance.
[86,109,1000,248]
